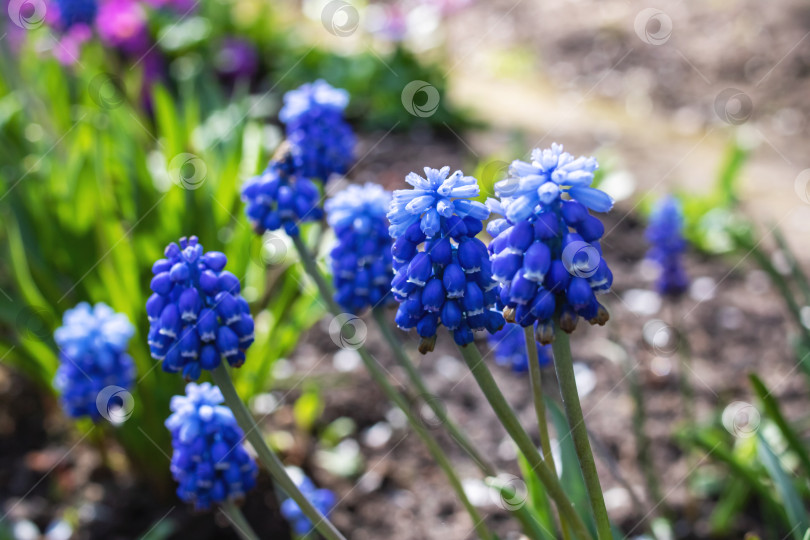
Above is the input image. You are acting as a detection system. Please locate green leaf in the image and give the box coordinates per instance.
[750,374,810,476]
[293,386,323,432]
[547,398,596,534]
[757,433,810,539]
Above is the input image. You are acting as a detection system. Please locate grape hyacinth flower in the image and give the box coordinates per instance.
[50,0,98,30]
[166,382,258,511]
[280,80,355,183]
[325,183,394,312]
[53,302,136,420]
[147,236,255,381]
[645,195,689,297]
[487,323,551,374]
[388,166,504,352]
[280,469,336,537]
[487,143,614,343]
[241,145,323,236]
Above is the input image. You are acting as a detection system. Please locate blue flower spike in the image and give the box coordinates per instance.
[325,183,394,312]
[388,166,504,353]
[241,143,323,236]
[280,79,356,183]
[645,195,689,297]
[166,382,258,511]
[487,322,552,373]
[488,144,614,344]
[147,236,255,381]
[54,302,136,421]
[280,468,337,537]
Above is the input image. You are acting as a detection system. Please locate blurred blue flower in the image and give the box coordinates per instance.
[389,167,503,352]
[280,469,336,537]
[280,80,355,183]
[147,236,255,381]
[487,323,551,373]
[166,382,258,511]
[646,195,689,297]
[487,144,613,343]
[325,183,394,312]
[52,0,98,30]
[241,149,323,236]
[54,302,135,420]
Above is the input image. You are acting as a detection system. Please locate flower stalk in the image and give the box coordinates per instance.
[457,342,593,540]
[210,365,346,540]
[220,500,260,540]
[292,234,494,540]
[525,326,572,540]
[371,306,498,475]
[550,329,612,540]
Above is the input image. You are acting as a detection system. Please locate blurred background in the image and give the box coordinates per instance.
[1,0,810,538]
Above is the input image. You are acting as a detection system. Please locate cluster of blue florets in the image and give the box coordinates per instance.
[645,196,689,297]
[241,149,323,236]
[166,382,258,511]
[280,79,355,183]
[389,167,504,352]
[53,0,98,29]
[53,302,136,420]
[487,323,552,374]
[487,144,614,343]
[147,236,255,381]
[280,469,337,536]
[325,183,394,312]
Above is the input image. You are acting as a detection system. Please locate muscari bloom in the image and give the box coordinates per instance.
[50,0,98,30]
[280,469,336,537]
[487,323,551,374]
[645,195,689,297]
[325,183,394,312]
[241,146,323,236]
[487,144,614,343]
[147,236,255,381]
[166,382,258,511]
[280,80,355,183]
[388,166,504,352]
[54,302,136,420]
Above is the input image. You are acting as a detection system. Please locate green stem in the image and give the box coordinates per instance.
[220,500,260,540]
[525,327,572,540]
[371,306,498,476]
[550,330,612,540]
[211,365,346,540]
[457,343,593,540]
[292,235,494,540]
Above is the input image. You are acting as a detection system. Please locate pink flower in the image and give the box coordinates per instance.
[96,0,148,53]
